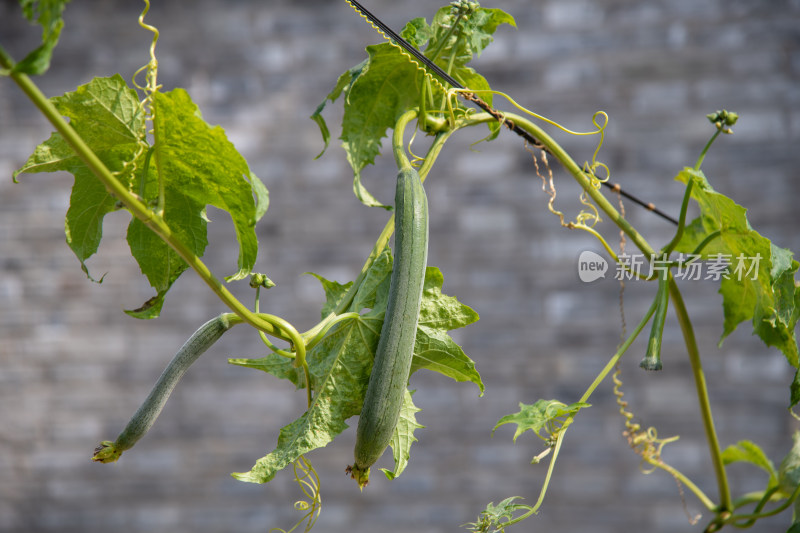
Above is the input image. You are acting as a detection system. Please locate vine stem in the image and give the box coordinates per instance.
[0,49,305,360]
[504,291,663,527]
[455,110,730,517]
[668,278,732,513]
[695,129,721,171]
[515,113,730,513]
[392,109,418,170]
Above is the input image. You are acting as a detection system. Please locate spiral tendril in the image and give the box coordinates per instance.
[270,455,322,533]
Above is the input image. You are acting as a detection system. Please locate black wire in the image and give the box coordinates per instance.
[346,0,678,226]
[347,0,465,89]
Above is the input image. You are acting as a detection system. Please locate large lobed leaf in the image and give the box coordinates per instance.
[229,247,482,483]
[14,75,267,318]
[674,168,800,407]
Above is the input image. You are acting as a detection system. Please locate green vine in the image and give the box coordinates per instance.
[3,2,799,533]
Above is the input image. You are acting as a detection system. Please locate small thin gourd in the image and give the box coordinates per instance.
[640,270,669,372]
[93,314,236,463]
[348,164,429,488]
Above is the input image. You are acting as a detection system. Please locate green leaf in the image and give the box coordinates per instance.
[229,352,303,389]
[249,171,270,222]
[152,88,260,282]
[400,17,432,49]
[492,400,590,442]
[314,6,514,207]
[14,74,144,280]
[423,5,516,108]
[777,432,800,526]
[230,247,481,483]
[8,0,70,75]
[464,496,532,533]
[14,76,266,317]
[675,168,800,384]
[780,432,800,498]
[381,389,424,481]
[428,5,516,65]
[722,440,778,489]
[340,42,425,209]
[230,259,387,483]
[124,188,208,319]
[413,266,483,394]
[303,273,354,321]
[309,59,367,160]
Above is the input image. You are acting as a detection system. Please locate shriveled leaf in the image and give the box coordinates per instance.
[382,389,424,481]
[492,400,590,442]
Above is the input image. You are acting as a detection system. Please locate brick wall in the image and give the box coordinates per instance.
[1,1,799,532]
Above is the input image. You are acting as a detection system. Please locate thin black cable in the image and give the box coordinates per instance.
[346,0,678,226]
[347,0,464,89]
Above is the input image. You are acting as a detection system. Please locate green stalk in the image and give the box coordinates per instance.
[0,49,303,357]
[694,129,721,171]
[393,109,418,170]
[504,293,663,526]
[661,124,722,256]
[451,111,725,518]
[661,180,694,256]
[426,13,464,64]
[690,230,722,257]
[668,278,732,513]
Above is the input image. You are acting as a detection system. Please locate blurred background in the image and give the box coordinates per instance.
[1,1,799,532]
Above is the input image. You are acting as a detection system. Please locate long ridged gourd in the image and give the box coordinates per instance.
[349,166,429,489]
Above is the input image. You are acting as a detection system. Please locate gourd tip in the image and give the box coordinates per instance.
[92,441,122,463]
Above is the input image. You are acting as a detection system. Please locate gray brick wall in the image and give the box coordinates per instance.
[1,1,799,532]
